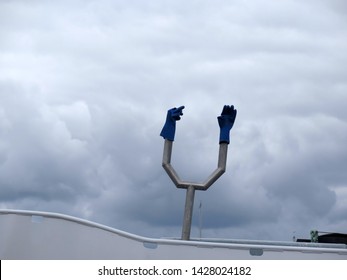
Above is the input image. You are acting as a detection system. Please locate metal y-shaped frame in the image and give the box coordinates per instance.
[162,139,229,240]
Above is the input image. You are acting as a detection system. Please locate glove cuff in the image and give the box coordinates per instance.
[160,123,176,141]
[219,127,230,144]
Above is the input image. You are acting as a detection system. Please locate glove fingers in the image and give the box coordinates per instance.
[171,106,185,120]
[221,105,235,115]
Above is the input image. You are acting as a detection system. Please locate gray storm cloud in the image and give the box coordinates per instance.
[0,0,346,241]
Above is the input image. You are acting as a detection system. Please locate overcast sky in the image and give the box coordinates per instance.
[1,0,347,242]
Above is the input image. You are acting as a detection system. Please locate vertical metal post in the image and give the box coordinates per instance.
[181,185,196,240]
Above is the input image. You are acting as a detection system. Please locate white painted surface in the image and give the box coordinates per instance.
[1,210,346,259]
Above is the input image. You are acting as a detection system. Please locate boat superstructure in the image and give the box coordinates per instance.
[1,209,346,259]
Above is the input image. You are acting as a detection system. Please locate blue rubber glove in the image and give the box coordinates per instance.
[160,106,185,141]
[218,105,237,144]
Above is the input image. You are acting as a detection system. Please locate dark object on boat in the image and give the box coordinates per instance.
[297,232,347,245]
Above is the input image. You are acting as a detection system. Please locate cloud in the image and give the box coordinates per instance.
[0,0,346,241]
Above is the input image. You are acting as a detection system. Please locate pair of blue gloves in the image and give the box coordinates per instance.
[160,105,237,143]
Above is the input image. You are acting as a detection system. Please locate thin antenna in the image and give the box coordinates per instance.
[199,200,203,239]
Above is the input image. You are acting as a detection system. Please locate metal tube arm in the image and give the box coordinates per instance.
[162,140,183,187]
[162,140,228,191]
[201,143,228,189]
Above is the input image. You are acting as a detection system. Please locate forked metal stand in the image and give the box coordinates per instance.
[162,139,228,240]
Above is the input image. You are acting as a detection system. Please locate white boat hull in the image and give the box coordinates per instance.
[1,210,346,260]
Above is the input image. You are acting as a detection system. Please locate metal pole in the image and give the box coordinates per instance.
[181,185,195,240]
[161,105,236,240]
[162,141,229,240]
